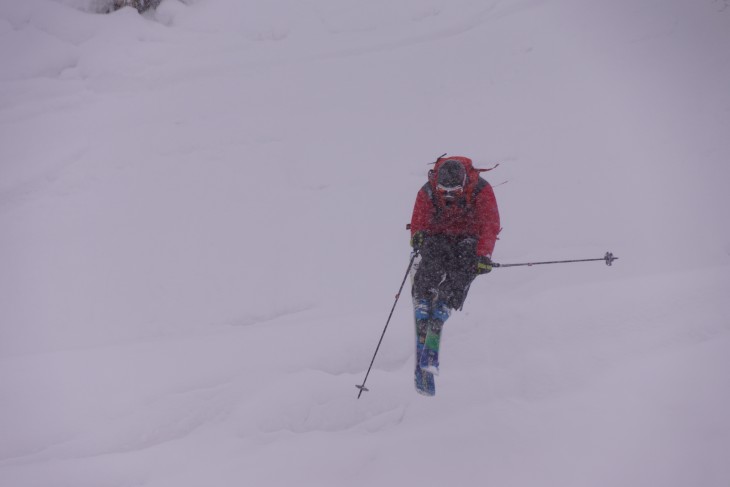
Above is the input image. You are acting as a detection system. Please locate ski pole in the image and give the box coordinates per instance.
[356,251,419,398]
[492,251,618,268]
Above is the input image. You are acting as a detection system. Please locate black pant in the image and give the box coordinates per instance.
[413,235,478,310]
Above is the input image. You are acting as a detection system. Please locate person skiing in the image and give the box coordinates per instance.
[409,155,500,379]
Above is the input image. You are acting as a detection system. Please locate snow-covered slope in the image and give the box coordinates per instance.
[1,1,729,486]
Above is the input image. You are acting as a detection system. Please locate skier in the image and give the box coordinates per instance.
[410,155,500,384]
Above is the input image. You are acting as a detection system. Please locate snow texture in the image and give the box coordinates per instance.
[1,0,729,486]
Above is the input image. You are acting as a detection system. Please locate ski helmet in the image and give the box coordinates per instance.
[436,159,467,199]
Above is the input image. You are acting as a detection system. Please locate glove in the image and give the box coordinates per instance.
[476,255,493,275]
[411,231,426,251]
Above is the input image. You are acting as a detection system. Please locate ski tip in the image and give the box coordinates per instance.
[414,367,436,396]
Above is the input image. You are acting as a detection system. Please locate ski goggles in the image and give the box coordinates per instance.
[436,183,465,198]
[435,159,467,198]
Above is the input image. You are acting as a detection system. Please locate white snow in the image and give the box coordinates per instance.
[1,0,729,485]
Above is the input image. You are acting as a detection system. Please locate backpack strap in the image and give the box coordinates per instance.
[423,176,488,222]
[470,177,488,201]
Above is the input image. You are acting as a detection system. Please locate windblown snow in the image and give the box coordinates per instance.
[1,0,729,486]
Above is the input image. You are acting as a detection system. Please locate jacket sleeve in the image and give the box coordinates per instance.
[410,187,433,237]
[474,182,500,257]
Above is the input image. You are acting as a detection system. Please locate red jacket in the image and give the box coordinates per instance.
[410,156,500,257]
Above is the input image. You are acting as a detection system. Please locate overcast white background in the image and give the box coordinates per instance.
[1,0,729,485]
